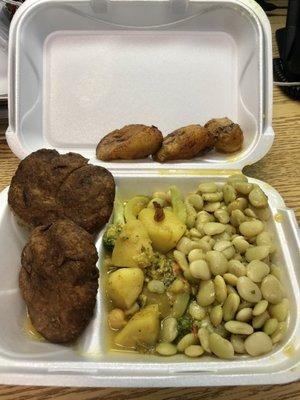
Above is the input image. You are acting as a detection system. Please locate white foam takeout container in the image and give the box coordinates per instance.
[2,0,300,387]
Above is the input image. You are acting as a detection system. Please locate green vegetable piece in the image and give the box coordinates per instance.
[102,197,125,251]
[170,186,187,224]
[124,196,150,222]
[177,315,193,340]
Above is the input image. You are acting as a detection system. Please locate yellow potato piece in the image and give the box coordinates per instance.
[107,268,144,309]
[115,305,160,349]
[138,208,186,253]
[112,220,153,268]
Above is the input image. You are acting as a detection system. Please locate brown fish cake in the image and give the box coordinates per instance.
[19,219,99,343]
[205,118,244,153]
[153,124,209,162]
[8,149,115,234]
[96,124,163,161]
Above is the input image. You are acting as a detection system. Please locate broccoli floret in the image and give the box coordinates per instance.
[144,252,175,287]
[103,224,122,251]
[102,197,125,251]
[169,186,187,224]
[177,315,193,340]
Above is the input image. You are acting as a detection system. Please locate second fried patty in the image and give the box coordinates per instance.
[8,149,115,234]
[19,219,99,343]
[96,124,163,161]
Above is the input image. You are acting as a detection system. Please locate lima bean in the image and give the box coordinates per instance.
[224,321,253,335]
[249,187,268,208]
[269,298,289,321]
[245,246,270,262]
[227,198,248,214]
[223,273,238,286]
[198,182,218,193]
[271,321,287,344]
[227,284,238,295]
[223,293,240,321]
[228,260,247,277]
[197,211,215,224]
[186,193,204,211]
[203,222,226,236]
[236,307,252,322]
[223,184,237,204]
[197,280,215,307]
[252,311,270,329]
[252,300,268,316]
[171,292,190,318]
[198,327,211,353]
[234,182,253,195]
[232,236,250,253]
[244,332,273,356]
[256,231,275,253]
[236,276,262,303]
[185,201,197,229]
[209,333,234,359]
[202,192,223,202]
[247,260,270,283]
[190,259,211,280]
[188,301,206,320]
[148,280,165,294]
[213,240,232,252]
[206,251,228,276]
[214,209,230,224]
[188,248,205,262]
[204,201,221,212]
[160,317,178,342]
[156,342,177,356]
[214,275,227,303]
[177,333,198,352]
[230,209,246,227]
[263,318,279,336]
[261,275,283,304]
[185,345,204,358]
[231,334,246,354]
[173,250,189,271]
[239,220,264,238]
[210,305,223,327]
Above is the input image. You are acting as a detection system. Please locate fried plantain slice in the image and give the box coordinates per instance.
[153,124,209,162]
[204,118,244,153]
[96,124,163,161]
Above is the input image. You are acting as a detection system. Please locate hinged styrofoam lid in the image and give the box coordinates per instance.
[7,0,274,171]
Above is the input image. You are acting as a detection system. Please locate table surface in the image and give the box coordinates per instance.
[0,8,300,400]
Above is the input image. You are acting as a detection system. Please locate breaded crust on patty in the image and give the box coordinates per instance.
[153,124,209,162]
[19,219,99,343]
[8,149,115,234]
[96,124,163,161]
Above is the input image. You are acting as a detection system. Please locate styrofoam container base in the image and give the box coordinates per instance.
[4,0,300,387]
[0,173,299,387]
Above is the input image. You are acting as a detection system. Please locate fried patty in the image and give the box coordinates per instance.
[8,149,115,233]
[96,124,163,161]
[153,125,209,162]
[19,219,99,343]
[204,118,244,153]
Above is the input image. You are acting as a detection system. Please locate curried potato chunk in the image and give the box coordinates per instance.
[138,208,186,253]
[115,304,160,349]
[107,268,144,309]
[111,220,153,268]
